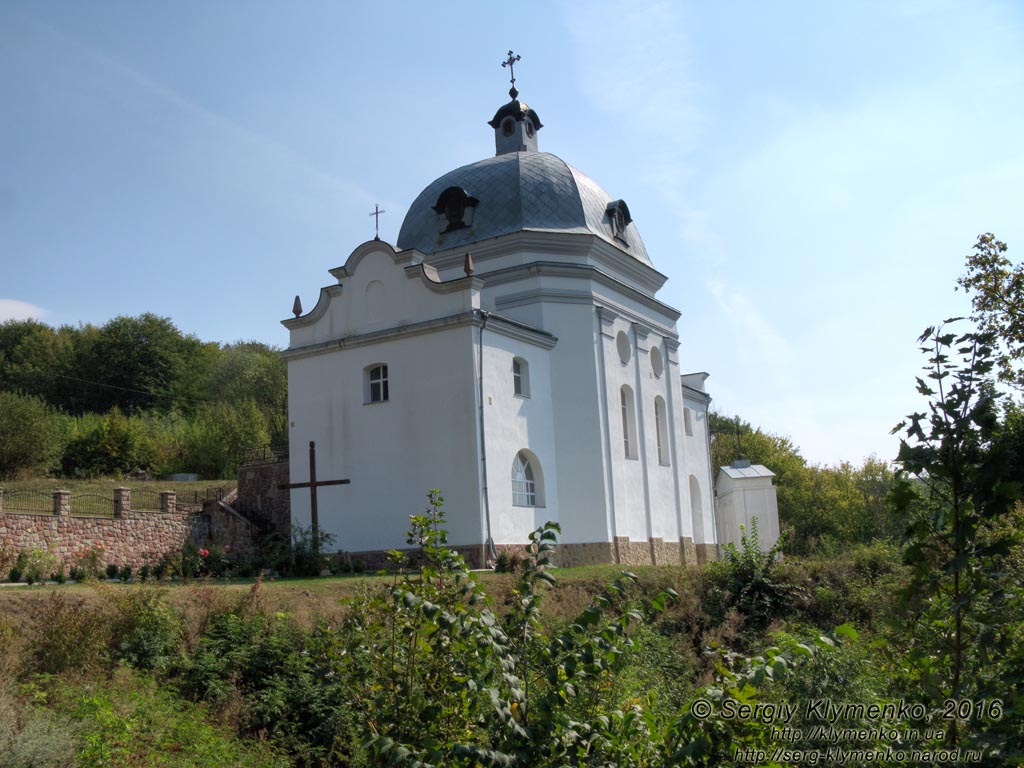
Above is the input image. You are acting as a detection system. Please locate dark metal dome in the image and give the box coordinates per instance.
[397,151,650,264]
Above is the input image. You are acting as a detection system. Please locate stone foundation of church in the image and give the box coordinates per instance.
[554,542,617,568]
[695,543,719,564]
[681,537,698,565]
[327,538,719,571]
[330,545,486,571]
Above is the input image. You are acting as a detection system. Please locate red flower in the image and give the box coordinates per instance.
[199,549,209,557]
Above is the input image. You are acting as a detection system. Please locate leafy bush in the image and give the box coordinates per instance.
[75,547,104,581]
[258,525,334,578]
[0,683,79,768]
[111,585,182,671]
[105,563,119,581]
[61,408,151,478]
[29,593,111,675]
[20,548,56,586]
[705,519,803,633]
[0,391,65,480]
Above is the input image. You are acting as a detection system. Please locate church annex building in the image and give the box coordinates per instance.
[282,78,719,568]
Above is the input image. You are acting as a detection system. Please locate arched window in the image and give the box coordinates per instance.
[512,451,543,507]
[620,385,638,459]
[655,396,670,466]
[690,475,704,542]
[512,357,530,397]
[366,364,389,403]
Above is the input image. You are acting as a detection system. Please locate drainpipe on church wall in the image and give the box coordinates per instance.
[477,310,495,565]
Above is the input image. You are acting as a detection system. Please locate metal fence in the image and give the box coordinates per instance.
[174,486,229,509]
[3,490,53,515]
[132,489,164,511]
[70,493,115,517]
[238,444,289,467]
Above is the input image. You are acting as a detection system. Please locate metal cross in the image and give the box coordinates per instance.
[278,441,350,553]
[369,204,385,241]
[502,50,521,90]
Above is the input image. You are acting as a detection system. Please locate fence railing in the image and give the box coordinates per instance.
[0,486,234,517]
[2,489,53,515]
[238,444,289,467]
[70,493,115,517]
[132,489,164,512]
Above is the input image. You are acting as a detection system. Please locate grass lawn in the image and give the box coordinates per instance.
[0,477,236,496]
[0,562,690,634]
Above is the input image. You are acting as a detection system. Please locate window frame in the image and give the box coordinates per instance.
[366,363,389,404]
[512,451,540,507]
[512,357,530,398]
[655,396,670,466]
[620,385,638,459]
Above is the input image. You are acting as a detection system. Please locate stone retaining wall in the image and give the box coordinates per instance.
[0,489,256,570]
[236,461,291,535]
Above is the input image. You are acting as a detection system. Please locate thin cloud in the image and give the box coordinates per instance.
[0,299,47,322]
[14,10,376,207]
[562,0,708,245]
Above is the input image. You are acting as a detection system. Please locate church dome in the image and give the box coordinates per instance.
[397,151,651,265]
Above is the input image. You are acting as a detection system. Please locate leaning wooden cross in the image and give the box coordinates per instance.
[279,440,350,552]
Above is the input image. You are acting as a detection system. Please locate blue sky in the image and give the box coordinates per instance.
[2,1,1022,466]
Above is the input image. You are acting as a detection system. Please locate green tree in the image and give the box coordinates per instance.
[0,391,66,479]
[891,320,1018,745]
[183,399,270,479]
[958,233,1024,390]
[0,320,75,405]
[83,314,214,415]
[61,408,151,477]
[709,413,897,553]
[205,341,287,444]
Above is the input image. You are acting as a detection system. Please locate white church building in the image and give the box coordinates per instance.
[282,82,720,567]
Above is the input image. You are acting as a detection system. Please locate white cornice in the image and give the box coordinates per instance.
[329,239,424,280]
[281,310,555,361]
[282,284,343,330]
[420,231,668,293]
[484,261,680,323]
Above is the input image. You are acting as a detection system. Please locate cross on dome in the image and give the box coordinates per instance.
[502,50,521,99]
[369,204,385,241]
[489,50,542,156]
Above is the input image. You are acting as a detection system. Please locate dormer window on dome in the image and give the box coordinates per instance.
[432,186,479,233]
[606,200,633,243]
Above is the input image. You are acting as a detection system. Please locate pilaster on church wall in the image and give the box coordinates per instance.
[480,330,558,546]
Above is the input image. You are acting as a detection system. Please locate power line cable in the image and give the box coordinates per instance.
[48,372,213,405]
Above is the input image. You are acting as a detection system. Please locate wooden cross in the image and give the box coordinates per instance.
[279,441,350,552]
[502,50,521,89]
[369,204,385,240]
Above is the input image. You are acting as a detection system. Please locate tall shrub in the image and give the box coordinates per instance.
[0,391,65,479]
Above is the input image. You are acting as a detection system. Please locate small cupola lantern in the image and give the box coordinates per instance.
[488,50,543,156]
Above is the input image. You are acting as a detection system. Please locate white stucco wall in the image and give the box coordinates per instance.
[287,325,482,552]
[479,329,559,544]
[715,469,781,551]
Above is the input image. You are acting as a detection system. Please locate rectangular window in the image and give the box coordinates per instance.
[620,386,637,459]
[655,397,670,466]
[369,365,389,403]
[513,359,523,396]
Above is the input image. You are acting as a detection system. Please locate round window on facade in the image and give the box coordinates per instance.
[650,346,664,377]
[616,331,631,365]
[502,118,515,137]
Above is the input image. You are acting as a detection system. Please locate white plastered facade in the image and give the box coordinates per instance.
[282,97,720,566]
